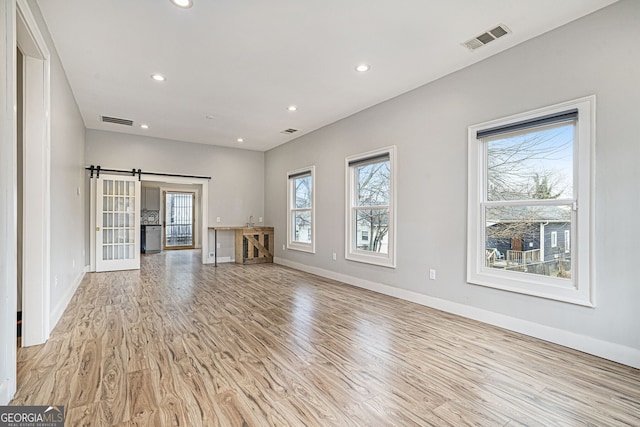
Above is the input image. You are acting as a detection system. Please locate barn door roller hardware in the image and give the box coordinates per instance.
[85,165,211,181]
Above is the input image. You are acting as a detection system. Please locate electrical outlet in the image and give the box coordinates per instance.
[429,269,436,280]
[209,252,215,258]
[282,244,286,251]
[72,259,75,268]
[216,217,221,223]
[332,252,337,261]
[259,217,263,223]
[54,275,58,288]
[217,243,221,249]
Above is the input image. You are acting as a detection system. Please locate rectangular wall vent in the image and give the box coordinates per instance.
[281,128,299,134]
[101,115,134,126]
[463,24,510,51]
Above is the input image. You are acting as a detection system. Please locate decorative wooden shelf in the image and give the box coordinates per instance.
[235,227,274,265]
[210,226,274,265]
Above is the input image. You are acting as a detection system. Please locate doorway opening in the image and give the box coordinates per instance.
[164,191,195,249]
[16,1,51,348]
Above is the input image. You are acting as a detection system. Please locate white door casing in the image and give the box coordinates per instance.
[142,175,209,264]
[1,0,52,404]
[17,0,51,348]
[0,0,18,406]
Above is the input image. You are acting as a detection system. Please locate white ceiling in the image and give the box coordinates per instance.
[37,0,617,152]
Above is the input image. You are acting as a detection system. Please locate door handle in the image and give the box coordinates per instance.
[96,227,100,231]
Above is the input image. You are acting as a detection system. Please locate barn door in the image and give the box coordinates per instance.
[95,174,141,272]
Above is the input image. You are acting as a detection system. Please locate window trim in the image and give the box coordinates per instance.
[345,146,397,268]
[467,96,595,307]
[551,231,558,248]
[286,165,315,253]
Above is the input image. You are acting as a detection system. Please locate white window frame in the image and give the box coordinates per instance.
[287,166,315,253]
[467,96,595,307]
[345,146,397,268]
[565,230,571,253]
[551,231,558,248]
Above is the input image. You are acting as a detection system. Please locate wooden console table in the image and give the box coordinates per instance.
[210,226,274,266]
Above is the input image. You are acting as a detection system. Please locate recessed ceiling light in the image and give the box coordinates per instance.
[151,74,166,82]
[355,64,370,72]
[170,0,193,8]
[287,105,297,112]
[140,124,149,129]
[205,115,215,120]
[237,138,244,143]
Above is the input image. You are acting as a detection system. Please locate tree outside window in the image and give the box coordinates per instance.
[355,160,390,254]
[287,166,315,253]
[346,146,396,268]
[293,175,312,243]
[484,122,574,279]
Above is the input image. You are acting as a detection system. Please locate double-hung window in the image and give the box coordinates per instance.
[287,166,315,253]
[467,96,594,306]
[346,146,396,268]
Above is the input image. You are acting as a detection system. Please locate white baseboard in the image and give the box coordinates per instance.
[49,268,86,331]
[274,257,640,369]
[206,256,234,265]
[0,378,15,406]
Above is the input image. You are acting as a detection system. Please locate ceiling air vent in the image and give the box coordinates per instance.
[281,128,299,134]
[101,115,134,126]
[463,24,510,51]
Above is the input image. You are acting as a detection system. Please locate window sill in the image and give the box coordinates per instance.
[346,251,395,268]
[287,243,315,254]
[467,269,594,307]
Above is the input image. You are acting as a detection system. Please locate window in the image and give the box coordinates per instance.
[287,166,315,252]
[468,96,594,306]
[346,146,396,268]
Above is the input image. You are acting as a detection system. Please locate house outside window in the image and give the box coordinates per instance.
[467,96,595,306]
[346,146,396,268]
[287,166,315,253]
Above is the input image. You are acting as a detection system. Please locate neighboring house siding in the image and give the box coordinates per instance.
[486,223,540,258]
[543,222,571,263]
[488,222,570,264]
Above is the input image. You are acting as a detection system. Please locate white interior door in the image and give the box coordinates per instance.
[96,174,141,272]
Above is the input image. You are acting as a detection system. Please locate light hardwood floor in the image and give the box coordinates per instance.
[11,250,640,426]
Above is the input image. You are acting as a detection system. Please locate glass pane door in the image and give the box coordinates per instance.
[96,175,140,271]
[164,192,195,249]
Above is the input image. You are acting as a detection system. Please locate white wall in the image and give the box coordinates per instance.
[26,0,87,328]
[1,0,86,402]
[85,130,265,260]
[265,0,640,366]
